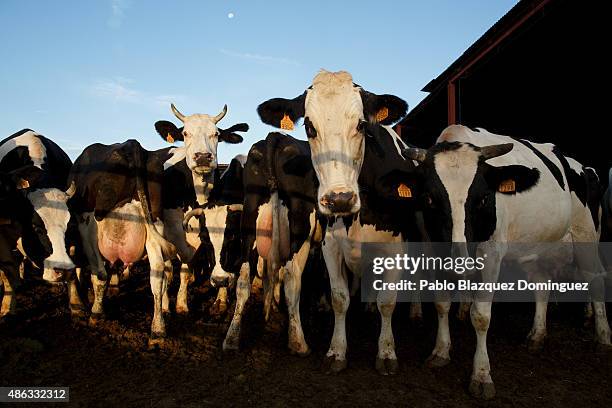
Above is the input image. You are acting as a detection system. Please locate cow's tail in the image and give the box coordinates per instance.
[132,144,176,261]
[264,133,282,318]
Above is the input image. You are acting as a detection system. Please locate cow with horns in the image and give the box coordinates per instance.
[154,104,248,314]
[0,129,84,319]
[402,125,611,399]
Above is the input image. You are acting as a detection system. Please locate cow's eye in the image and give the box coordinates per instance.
[182,130,189,138]
[304,118,317,139]
[357,120,367,133]
[424,195,434,208]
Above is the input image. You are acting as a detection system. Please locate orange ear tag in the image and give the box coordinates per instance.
[280,114,294,131]
[376,106,389,122]
[166,133,175,143]
[397,183,412,198]
[17,179,30,189]
[498,179,516,193]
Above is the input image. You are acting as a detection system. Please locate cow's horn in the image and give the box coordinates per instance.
[212,104,227,124]
[183,208,204,230]
[171,103,186,122]
[480,143,514,160]
[402,147,428,162]
[65,181,76,198]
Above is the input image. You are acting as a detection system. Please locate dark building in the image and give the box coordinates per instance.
[396,0,610,184]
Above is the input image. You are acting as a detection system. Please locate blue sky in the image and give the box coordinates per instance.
[0,0,517,162]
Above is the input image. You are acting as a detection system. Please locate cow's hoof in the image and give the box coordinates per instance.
[210,300,227,316]
[148,333,165,350]
[375,357,399,375]
[223,337,240,353]
[176,305,189,315]
[289,345,311,357]
[88,313,105,326]
[469,380,496,400]
[323,355,347,374]
[595,341,612,353]
[425,354,451,368]
[526,337,545,354]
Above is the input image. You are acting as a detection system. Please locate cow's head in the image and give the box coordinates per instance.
[403,142,540,252]
[155,104,247,175]
[0,166,76,282]
[258,70,407,216]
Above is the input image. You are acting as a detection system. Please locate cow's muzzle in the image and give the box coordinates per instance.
[320,191,358,215]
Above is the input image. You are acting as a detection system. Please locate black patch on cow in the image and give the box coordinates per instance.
[359,90,408,125]
[516,139,565,191]
[257,92,307,128]
[551,146,601,230]
[155,121,184,142]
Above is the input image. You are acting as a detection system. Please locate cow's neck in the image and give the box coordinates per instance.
[193,172,215,206]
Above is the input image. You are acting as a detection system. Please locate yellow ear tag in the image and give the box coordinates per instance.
[280,114,294,131]
[375,106,389,122]
[166,133,175,143]
[17,179,30,189]
[397,183,412,198]
[498,179,516,193]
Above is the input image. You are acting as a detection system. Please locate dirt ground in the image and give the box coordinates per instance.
[1,265,611,408]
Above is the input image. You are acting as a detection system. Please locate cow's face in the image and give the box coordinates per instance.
[404,142,540,251]
[258,70,407,216]
[155,104,247,176]
[26,186,76,282]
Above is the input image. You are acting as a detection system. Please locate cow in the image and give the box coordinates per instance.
[0,129,84,317]
[257,70,425,374]
[153,104,247,314]
[402,125,611,399]
[68,140,176,341]
[221,132,323,356]
[180,155,246,315]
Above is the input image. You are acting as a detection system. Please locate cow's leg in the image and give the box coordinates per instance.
[66,270,86,317]
[375,267,399,375]
[90,274,108,322]
[223,262,250,351]
[468,244,502,400]
[0,269,17,317]
[322,238,349,373]
[176,263,191,314]
[162,261,173,314]
[427,295,452,367]
[284,240,312,356]
[146,239,167,342]
[211,287,228,316]
[78,214,108,321]
[526,268,549,352]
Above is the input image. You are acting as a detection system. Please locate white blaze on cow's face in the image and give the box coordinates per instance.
[305,71,365,216]
[433,145,480,245]
[172,104,227,175]
[27,188,76,281]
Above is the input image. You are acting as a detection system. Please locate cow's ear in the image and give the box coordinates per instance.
[219,123,248,144]
[486,164,540,195]
[155,120,183,143]
[10,165,43,190]
[360,90,408,125]
[378,169,418,200]
[257,92,306,130]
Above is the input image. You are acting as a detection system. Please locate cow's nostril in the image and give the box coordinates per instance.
[320,191,357,213]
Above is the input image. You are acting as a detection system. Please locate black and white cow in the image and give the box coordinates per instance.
[222,132,323,355]
[181,155,246,315]
[0,129,84,317]
[402,125,611,399]
[68,140,176,340]
[258,70,423,374]
[153,104,247,314]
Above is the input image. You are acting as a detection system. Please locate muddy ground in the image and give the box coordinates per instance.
[1,264,611,408]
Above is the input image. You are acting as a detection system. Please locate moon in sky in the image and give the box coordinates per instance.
[227,12,235,19]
